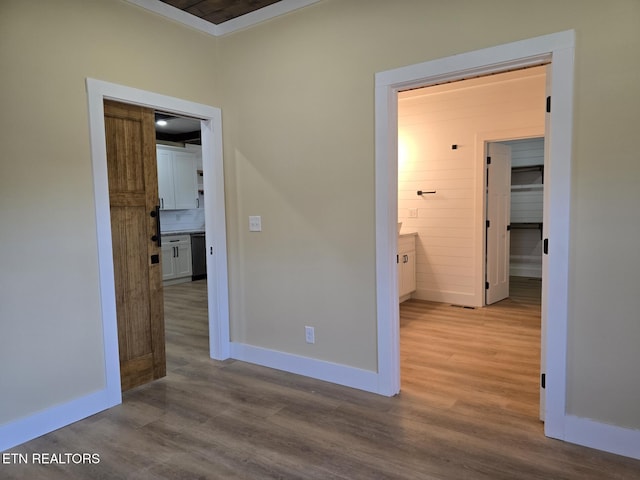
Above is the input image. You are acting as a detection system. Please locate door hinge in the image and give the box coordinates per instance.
[486,220,490,228]
[396,254,399,264]
[485,281,490,290]
[487,156,492,165]
[541,373,546,389]
[546,96,551,113]
[506,224,511,231]
[543,238,549,255]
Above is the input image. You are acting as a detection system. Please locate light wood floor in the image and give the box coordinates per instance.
[4,279,640,479]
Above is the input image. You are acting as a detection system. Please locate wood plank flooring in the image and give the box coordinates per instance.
[3,278,640,479]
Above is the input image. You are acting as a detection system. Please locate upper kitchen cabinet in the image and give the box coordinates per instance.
[156,145,198,210]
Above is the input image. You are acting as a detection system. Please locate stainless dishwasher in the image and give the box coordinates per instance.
[190,233,207,280]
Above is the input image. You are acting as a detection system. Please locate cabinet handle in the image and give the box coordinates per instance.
[196,198,200,208]
[160,198,164,210]
[403,254,409,263]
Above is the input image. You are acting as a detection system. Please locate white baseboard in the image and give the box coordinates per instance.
[0,389,118,452]
[413,289,479,307]
[564,414,640,460]
[399,293,412,303]
[163,276,192,286]
[230,342,381,394]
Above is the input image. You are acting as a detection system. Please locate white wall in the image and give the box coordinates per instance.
[398,68,546,306]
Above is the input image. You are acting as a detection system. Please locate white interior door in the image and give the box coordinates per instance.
[486,142,512,305]
[540,65,552,421]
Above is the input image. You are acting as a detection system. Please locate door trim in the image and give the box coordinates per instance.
[86,78,230,406]
[374,30,574,442]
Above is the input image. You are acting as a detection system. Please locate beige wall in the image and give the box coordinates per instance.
[0,0,218,424]
[218,0,640,429]
[2,0,639,434]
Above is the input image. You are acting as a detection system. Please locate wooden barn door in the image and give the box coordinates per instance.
[104,99,166,391]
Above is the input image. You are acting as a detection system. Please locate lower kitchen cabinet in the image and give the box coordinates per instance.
[161,235,192,284]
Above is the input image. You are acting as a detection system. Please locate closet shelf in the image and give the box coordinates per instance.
[510,222,543,239]
[512,165,544,174]
[511,184,543,191]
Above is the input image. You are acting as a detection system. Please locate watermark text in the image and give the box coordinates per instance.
[2,452,100,465]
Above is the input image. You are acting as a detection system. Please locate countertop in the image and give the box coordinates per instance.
[161,230,205,236]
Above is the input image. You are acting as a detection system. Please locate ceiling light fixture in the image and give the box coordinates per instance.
[156,119,167,127]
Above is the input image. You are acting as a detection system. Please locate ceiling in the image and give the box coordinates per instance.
[155,113,201,144]
[159,0,279,24]
[142,0,322,142]
[128,0,321,36]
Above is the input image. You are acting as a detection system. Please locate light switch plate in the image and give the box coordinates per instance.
[249,215,262,232]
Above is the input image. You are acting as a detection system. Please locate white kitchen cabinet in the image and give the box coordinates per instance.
[398,233,417,301]
[156,145,198,210]
[161,234,192,284]
[186,144,205,209]
[157,149,176,209]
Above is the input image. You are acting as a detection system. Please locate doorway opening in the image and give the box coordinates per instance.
[488,138,545,303]
[374,31,575,441]
[154,112,212,377]
[396,67,546,424]
[87,78,231,408]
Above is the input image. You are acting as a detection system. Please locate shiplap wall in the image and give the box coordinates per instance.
[503,138,544,278]
[398,67,545,306]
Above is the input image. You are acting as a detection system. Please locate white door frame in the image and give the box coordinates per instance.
[374,31,574,441]
[86,78,231,407]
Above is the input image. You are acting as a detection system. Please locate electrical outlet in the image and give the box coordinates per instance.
[305,326,315,344]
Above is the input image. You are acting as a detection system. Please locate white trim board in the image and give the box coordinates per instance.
[0,79,232,451]
[375,30,579,442]
[126,0,322,37]
[230,343,381,394]
[565,416,640,460]
[0,390,111,452]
